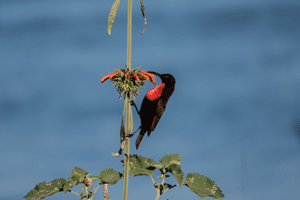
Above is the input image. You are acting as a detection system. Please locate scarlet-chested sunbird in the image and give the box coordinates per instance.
[131,71,176,150]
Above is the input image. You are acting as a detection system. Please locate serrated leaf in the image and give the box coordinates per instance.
[98,168,122,185]
[129,154,159,177]
[108,0,121,35]
[23,178,66,200]
[70,167,87,182]
[138,0,147,36]
[52,181,64,190]
[183,173,225,199]
[89,176,98,182]
[166,164,184,186]
[152,163,163,169]
[159,154,181,168]
[63,168,87,194]
[63,176,80,194]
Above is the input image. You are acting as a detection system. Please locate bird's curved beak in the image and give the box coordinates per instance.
[147,71,161,78]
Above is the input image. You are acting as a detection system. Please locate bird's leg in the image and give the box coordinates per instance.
[128,125,141,137]
[130,100,140,115]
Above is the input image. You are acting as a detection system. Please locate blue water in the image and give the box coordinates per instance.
[1,0,300,200]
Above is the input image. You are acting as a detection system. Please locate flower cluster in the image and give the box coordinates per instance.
[101,67,156,99]
[84,178,92,186]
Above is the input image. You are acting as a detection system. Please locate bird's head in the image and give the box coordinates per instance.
[147,71,176,86]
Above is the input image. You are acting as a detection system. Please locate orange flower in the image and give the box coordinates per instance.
[143,72,155,79]
[101,72,121,83]
[143,72,156,84]
[137,72,150,81]
[138,72,156,84]
[101,70,155,85]
[124,71,130,78]
[131,73,140,81]
[149,76,156,84]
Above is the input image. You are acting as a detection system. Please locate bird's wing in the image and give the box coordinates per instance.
[149,98,167,135]
[135,128,147,150]
[139,97,157,133]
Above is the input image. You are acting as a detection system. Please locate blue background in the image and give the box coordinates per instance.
[1,0,300,200]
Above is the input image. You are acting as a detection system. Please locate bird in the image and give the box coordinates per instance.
[130,71,176,150]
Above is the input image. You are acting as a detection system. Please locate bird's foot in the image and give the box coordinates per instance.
[130,100,139,114]
[130,100,136,106]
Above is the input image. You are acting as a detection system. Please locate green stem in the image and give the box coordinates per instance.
[85,185,88,196]
[161,184,179,195]
[69,190,80,196]
[122,1,132,200]
[122,95,131,200]
[155,190,160,200]
[93,184,101,197]
[127,0,132,71]
[155,174,166,200]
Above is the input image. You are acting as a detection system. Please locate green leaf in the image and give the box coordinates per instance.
[166,164,184,186]
[70,167,87,182]
[63,175,81,194]
[153,183,174,194]
[63,167,88,194]
[79,191,92,199]
[183,173,225,199]
[108,0,121,35]
[154,182,161,189]
[120,103,126,140]
[138,0,147,36]
[162,183,173,191]
[159,154,181,168]
[152,163,163,169]
[98,168,122,185]
[129,154,159,177]
[89,176,98,182]
[79,192,85,199]
[80,186,93,191]
[23,178,66,200]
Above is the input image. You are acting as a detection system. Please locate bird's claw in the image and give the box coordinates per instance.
[130,100,136,106]
[130,100,140,115]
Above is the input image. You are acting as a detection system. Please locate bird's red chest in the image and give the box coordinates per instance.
[146,83,165,101]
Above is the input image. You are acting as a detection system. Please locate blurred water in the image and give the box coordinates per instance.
[1,0,300,200]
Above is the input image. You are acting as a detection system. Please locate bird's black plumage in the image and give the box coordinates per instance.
[131,71,176,149]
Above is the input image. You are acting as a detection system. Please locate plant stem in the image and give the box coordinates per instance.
[122,1,132,200]
[69,190,80,196]
[122,95,131,200]
[155,190,160,200]
[161,184,179,195]
[93,184,101,197]
[127,0,132,71]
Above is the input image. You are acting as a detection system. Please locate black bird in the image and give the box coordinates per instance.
[131,71,176,149]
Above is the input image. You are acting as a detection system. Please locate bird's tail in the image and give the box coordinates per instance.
[135,129,147,150]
